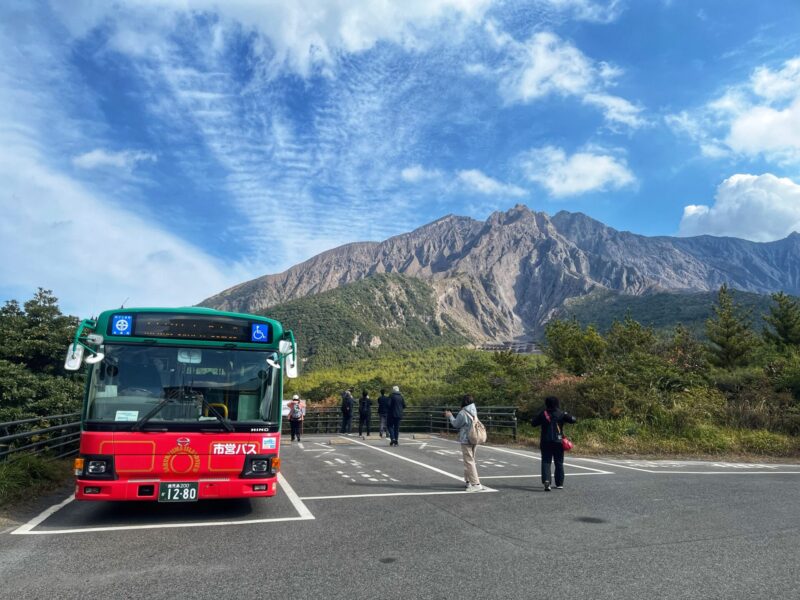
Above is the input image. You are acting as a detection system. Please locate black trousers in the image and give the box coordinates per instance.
[387,416,401,442]
[340,413,352,433]
[290,419,301,440]
[358,412,371,436]
[541,442,565,486]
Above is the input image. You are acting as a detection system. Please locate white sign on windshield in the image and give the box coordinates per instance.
[115,410,139,421]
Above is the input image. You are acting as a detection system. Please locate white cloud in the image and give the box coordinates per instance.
[51,0,494,78]
[751,57,800,102]
[479,28,644,128]
[543,0,624,23]
[457,169,526,197]
[725,99,800,160]
[583,93,646,128]
[0,147,244,316]
[668,55,800,164]
[678,173,800,242]
[401,164,443,182]
[519,145,635,197]
[72,149,157,170]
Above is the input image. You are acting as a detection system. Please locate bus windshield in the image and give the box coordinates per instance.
[86,344,279,425]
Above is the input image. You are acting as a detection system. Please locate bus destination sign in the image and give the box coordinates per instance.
[107,313,272,343]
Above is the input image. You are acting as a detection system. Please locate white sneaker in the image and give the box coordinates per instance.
[466,484,483,492]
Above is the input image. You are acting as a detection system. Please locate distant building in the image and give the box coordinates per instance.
[477,341,541,354]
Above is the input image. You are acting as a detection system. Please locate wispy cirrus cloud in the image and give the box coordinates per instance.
[542,0,625,23]
[519,145,635,197]
[72,149,157,170]
[401,164,444,183]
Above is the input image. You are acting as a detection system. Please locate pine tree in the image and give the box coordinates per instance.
[763,292,800,351]
[705,284,756,368]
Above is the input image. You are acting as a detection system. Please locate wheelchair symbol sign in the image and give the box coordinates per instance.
[112,315,133,336]
[250,324,270,343]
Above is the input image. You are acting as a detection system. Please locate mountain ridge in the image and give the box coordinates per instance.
[201,205,800,341]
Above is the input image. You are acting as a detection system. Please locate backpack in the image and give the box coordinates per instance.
[290,403,302,419]
[466,412,487,445]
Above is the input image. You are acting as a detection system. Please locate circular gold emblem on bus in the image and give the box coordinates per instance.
[163,445,200,474]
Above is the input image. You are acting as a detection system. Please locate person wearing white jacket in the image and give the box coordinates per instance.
[445,395,483,492]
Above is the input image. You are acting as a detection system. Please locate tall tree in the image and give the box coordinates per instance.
[544,318,606,376]
[705,285,756,368]
[763,292,800,351]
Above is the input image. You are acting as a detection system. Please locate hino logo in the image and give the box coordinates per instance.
[176,437,191,447]
[250,428,270,432]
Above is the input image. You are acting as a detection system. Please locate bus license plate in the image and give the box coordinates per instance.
[158,482,198,502]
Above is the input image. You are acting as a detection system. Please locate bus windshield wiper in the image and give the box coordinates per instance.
[131,397,173,432]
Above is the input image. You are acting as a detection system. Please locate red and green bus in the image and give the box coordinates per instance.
[64,307,297,502]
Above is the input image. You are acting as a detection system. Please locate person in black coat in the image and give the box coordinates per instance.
[531,396,577,491]
[377,389,390,438]
[340,389,354,434]
[358,390,372,437]
[386,385,406,446]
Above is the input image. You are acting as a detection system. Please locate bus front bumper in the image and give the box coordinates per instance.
[75,476,279,501]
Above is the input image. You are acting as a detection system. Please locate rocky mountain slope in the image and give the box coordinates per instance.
[201,205,800,341]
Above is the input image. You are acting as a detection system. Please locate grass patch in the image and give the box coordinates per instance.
[516,419,800,458]
[0,454,72,507]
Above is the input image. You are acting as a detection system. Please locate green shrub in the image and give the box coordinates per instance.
[0,454,71,506]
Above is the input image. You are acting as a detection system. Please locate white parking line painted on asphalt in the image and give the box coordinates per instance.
[437,438,613,474]
[342,436,496,491]
[9,493,76,535]
[578,457,800,475]
[300,489,497,500]
[10,473,314,536]
[479,473,610,479]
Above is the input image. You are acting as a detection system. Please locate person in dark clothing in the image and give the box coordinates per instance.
[377,389,390,438]
[287,394,305,442]
[531,396,577,491]
[340,389,354,434]
[386,385,406,446]
[358,390,372,437]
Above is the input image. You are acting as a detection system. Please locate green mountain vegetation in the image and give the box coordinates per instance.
[289,288,800,457]
[285,347,548,407]
[0,289,83,422]
[557,289,775,338]
[263,273,469,372]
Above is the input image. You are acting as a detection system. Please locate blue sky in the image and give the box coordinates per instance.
[2,0,800,316]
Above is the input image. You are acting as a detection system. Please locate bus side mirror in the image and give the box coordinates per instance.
[279,339,298,379]
[64,344,84,371]
[285,353,298,379]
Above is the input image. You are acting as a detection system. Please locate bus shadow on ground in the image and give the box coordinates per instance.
[94,498,255,522]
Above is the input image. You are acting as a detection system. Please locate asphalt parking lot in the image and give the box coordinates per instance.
[2,435,799,599]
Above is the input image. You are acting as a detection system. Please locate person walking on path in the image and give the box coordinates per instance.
[377,389,390,438]
[340,389,354,434]
[445,394,483,492]
[358,390,373,437]
[287,394,306,442]
[386,385,406,446]
[531,396,577,492]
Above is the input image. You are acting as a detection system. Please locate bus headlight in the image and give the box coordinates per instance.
[87,460,108,474]
[251,459,269,473]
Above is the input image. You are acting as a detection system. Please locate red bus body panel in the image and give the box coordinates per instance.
[75,431,280,501]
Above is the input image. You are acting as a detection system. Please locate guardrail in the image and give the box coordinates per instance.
[0,413,81,462]
[284,406,518,440]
